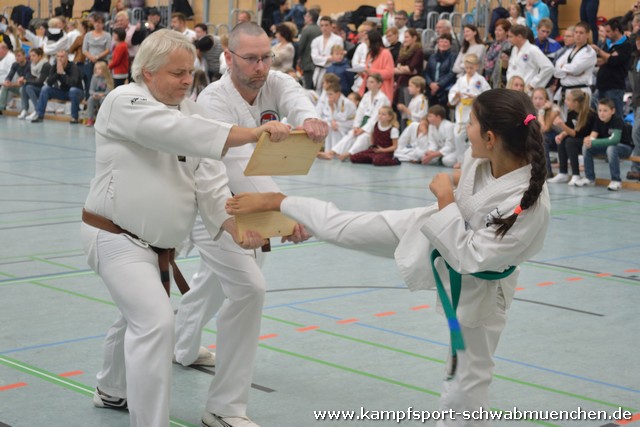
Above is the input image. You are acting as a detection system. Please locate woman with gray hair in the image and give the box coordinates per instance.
[81,29,291,427]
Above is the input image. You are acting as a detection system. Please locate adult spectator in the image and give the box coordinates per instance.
[384,10,409,48]
[553,25,575,62]
[82,29,289,427]
[31,49,83,123]
[508,3,526,27]
[272,23,295,72]
[82,15,111,98]
[525,0,550,38]
[592,16,633,119]
[20,48,51,120]
[394,28,423,111]
[311,16,343,91]
[507,24,554,93]
[297,9,321,89]
[424,33,456,110]
[408,0,427,30]
[43,17,70,61]
[384,27,402,62]
[89,0,111,22]
[0,47,27,115]
[359,29,395,101]
[194,23,224,81]
[629,33,640,181]
[66,20,82,61]
[262,0,285,35]
[174,22,327,427]
[424,0,458,14]
[138,8,165,38]
[171,12,196,42]
[452,24,486,76]
[237,10,252,24]
[424,19,460,58]
[382,0,397,34]
[0,42,15,85]
[580,0,600,41]
[113,11,142,63]
[544,0,566,39]
[553,22,596,107]
[535,18,562,62]
[484,19,511,81]
[17,21,46,49]
[285,0,307,32]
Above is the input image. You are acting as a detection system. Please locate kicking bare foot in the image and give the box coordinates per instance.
[226,192,287,215]
[338,153,350,162]
[317,151,333,160]
[453,162,461,169]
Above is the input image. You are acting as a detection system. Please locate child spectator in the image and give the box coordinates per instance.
[507,75,526,91]
[314,72,340,114]
[350,105,401,166]
[420,104,456,167]
[347,91,361,108]
[317,81,357,159]
[396,75,427,131]
[508,3,526,27]
[448,53,491,167]
[534,18,561,62]
[394,115,429,163]
[325,45,354,96]
[331,73,391,161]
[190,69,209,101]
[531,87,562,178]
[548,89,596,185]
[578,98,633,190]
[85,61,113,127]
[109,28,129,87]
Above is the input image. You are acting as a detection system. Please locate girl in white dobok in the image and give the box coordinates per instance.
[226,89,551,427]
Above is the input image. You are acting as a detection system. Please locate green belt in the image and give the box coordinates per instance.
[430,249,516,379]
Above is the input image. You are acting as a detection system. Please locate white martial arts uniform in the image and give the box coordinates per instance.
[507,40,554,92]
[277,149,550,426]
[350,43,368,93]
[319,93,357,152]
[448,73,491,163]
[402,93,428,124]
[394,122,429,162]
[174,70,318,418]
[331,90,391,155]
[426,119,457,167]
[81,81,234,427]
[553,44,596,110]
[310,33,343,91]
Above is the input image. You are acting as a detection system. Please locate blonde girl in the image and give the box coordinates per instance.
[506,75,526,91]
[85,61,114,127]
[350,105,401,166]
[531,87,561,177]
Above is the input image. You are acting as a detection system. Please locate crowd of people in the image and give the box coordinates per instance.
[0,2,639,426]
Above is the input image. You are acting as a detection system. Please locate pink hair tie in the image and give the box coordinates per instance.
[523,114,536,126]
[514,205,523,215]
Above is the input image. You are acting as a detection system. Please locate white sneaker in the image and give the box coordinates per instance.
[547,173,570,183]
[567,175,582,186]
[202,412,260,427]
[93,388,128,410]
[173,346,216,367]
[26,111,38,121]
[17,110,28,120]
[607,181,622,191]
[575,177,595,187]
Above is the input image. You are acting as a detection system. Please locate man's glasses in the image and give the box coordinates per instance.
[229,49,275,65]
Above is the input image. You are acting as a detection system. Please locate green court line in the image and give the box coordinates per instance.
[0,355,197,427]
[29,256,79,271]
[0,248,84,262]
[259,315,638,413]
[0,213,81,226]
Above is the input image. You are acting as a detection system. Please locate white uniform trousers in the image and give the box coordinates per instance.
[454,125,469,165]
[174,218,266,417]
[279,197,508,425]
[81,223,175,427]
[331,130,372,155]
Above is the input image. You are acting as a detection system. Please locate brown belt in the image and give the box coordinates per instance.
[82,209,190,296]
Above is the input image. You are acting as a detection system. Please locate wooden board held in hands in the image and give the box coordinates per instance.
[235,211,297,240]
[244,130,321,176]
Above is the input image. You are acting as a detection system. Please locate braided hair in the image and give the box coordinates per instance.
[472,89,547,238]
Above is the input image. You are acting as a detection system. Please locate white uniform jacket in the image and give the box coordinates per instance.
[394,122,429,162]
[448,73,491,125]
[405,93,428,123]
[310,33,344,89]
[427,119,456,155]
[553,44,596,89]
[507,40,554,90]
[281,150,550,327]
[196,71,318,195]
[319,93,357,148]
[84,82,233,249]
[354,90,391,134]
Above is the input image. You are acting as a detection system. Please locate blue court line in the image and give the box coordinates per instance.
[0,334,106,355]
[263,287,385,310]
[284,305,640,395]
[0,136,95,153]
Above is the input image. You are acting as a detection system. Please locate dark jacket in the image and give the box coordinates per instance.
[596,36,633,92]
[424,48,456,105]
[297,23,321,72]
[46,61,82,91]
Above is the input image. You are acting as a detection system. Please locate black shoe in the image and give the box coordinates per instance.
[70,118,79,124]
[627,171,640,181]
[93,388,128,410]
[30,116,43,123]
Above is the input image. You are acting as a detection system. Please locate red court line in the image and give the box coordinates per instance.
[59,370,83,377]
[616,412,640,425]
[536,281,554,287]
[410,305,430,310]
[259,334,278,340]
[596,273,612,277]
[624,269,640,273]
[374,311,396,317]
[207,344,217,349]
[296,326,320,332]
[337,318,358,324]
[515,287,525,291]
[565,277,583,282]
[0,382,27,392]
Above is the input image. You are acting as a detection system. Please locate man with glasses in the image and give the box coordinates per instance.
[174,22,328,427]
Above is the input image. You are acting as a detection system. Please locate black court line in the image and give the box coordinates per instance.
[512,297,604,317]
[0,220,81,231]
[188,366,275,393]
